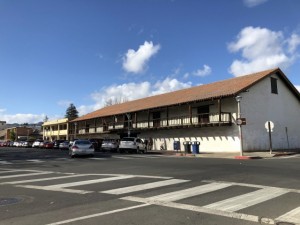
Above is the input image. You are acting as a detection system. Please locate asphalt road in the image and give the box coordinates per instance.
[0,147,299,225]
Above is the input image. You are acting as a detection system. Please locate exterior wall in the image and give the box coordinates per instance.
[43,118,69,141]
[241,73,300,151]
[137,98,240,153]
[139,125,239,153]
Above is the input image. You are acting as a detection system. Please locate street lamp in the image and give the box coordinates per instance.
[74,122,77,140]
[235,96,243,156]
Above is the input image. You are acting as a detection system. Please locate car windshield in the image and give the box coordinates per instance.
[122,138,135,142]
[75,140,91,145]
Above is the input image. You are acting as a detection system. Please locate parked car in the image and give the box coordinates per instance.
[101,139,119,152]
[22,141,33,148]
[119,137,146,153]
[32,140,43,148]
[53,140,65,149]
[43,142,54,149]
[69,140,94,158]
[59,141,70,150]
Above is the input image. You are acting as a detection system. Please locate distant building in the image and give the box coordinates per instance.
[0,121,6,130]
[42,118,69,141]
[5,126,34,141]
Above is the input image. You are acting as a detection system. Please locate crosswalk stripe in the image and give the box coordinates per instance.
[31,175,135,189]
[26,159,45,163]
[90,158,107,160]
[204,187,289,212]
[276,206,300,224]
[122,196,265,224]
[112,156,132,159]
[101,179,189,195]
[148,182,233,202]
[0,161,12,164]
[0,171,53,179]
[2,174,89,185]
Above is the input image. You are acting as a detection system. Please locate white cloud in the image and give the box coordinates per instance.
[0,112,46,124]
[152,77,192,95]
[287,34,300,53]
[243,0,268,7]
[228,26,300,76]
[77,77,191,116]
[193,65,212,77]
[122,41,160,74]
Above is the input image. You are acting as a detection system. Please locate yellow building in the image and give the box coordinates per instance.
[43,118,69,141]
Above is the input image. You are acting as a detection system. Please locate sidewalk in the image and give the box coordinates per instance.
[148,150,299,159]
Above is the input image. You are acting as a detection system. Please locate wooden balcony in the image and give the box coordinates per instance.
[69,112,232,136]
[107,112,232,132]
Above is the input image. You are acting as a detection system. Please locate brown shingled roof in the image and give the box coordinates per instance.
[72,68,297,122]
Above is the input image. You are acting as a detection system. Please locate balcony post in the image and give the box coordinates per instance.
[189,105,192,125]
[218,98,222,124]
[147,110,150,128]
[135,112,137,128]
[166,107,169,127]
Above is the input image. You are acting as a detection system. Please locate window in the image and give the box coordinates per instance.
[271,77,278,94]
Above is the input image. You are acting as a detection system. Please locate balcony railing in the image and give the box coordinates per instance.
[69,112,232,136]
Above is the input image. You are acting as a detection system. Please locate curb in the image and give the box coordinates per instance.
[234,156,262,160]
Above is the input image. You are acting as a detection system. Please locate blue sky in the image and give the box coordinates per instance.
[1,0,300,123]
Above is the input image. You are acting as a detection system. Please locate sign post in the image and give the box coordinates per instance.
[265,121,274,154]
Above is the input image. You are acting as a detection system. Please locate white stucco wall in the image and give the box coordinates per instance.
[240,73,300,151]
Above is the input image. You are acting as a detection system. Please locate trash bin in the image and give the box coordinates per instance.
[183,141,191,153]
[191,141,200,154]
[173,141,180,151]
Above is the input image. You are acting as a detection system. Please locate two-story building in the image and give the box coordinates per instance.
[69,68,300,153]
[43,118,69,141]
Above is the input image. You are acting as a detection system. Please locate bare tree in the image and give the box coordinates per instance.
[104,97,128,107]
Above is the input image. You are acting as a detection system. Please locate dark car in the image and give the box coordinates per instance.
[53,140,65,149]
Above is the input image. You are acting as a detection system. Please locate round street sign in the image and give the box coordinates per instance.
[265,121,274,132]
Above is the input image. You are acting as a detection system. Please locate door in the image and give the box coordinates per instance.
[198,105,209,123]
[153,112,161,128]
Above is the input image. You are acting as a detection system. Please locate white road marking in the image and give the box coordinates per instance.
[17,185,93,194]
[101,179,189,195]
[276,206,300,224]
[0,161,12,164]
[26,159,45,163]
[44,175,135,189]
[2,174,89,184]
[0,170,20,174]
[17,175,136,194]
[148,182,233,202]
[90,158,107,160]
[204,187,289,212]
[202,180,300,194]
[112,156,132,159]
[122,196,273,224]
[45,203,149,225]
[0,171,53,179]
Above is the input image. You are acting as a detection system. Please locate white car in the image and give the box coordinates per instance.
[119,137,146,154]
[32,140,43,148]
[69,140,94,158]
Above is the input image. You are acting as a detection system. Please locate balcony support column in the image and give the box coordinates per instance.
[189,104,192,125]
[166,107,169,127]
[218,98,222,124]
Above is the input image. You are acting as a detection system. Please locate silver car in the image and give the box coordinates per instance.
[101,139,119,152]
[119,137,146,153]
[69,140,94,158]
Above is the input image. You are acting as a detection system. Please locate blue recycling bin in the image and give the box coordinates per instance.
[173,141,180,151]
[183,141,191,153]
[191,141,200,154]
